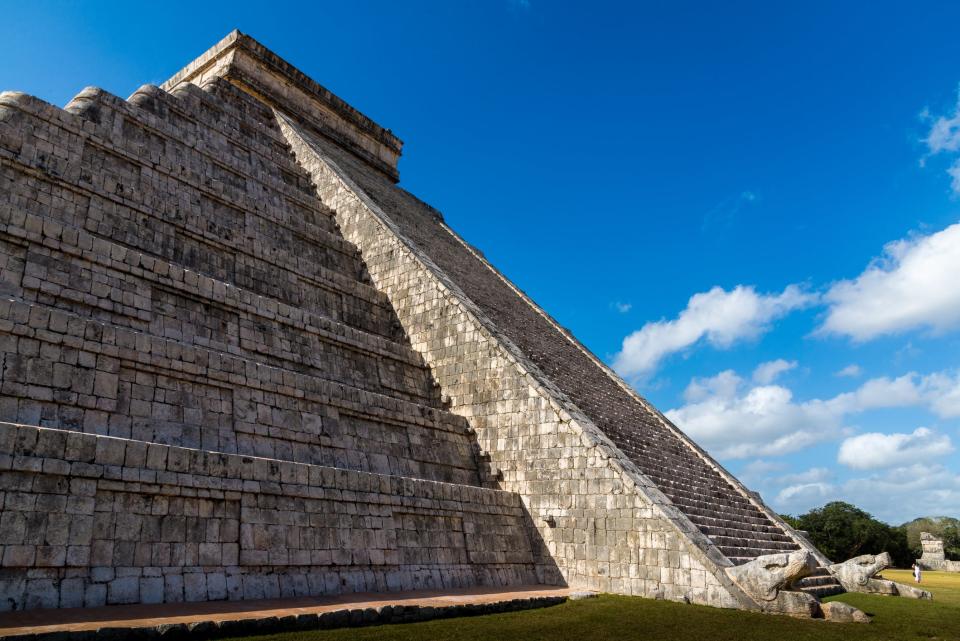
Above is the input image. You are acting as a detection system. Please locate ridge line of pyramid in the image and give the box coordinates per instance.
[161,30,403,182]
[427,183,824,566]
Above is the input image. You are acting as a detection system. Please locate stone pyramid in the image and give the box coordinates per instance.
[0,31,834,614]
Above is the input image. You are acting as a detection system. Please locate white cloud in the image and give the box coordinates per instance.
[612,301,632,313]
[835,364,863,378]
[838,427,954,470]
[823,370,960,419]
[739,459,787,481]
[923,86,960,193]
[768,464,960,523]
[776,482,834,508]
[780,467,833,485]
[666,371,846,459]
[682,369,741,403]
[667,369,959,460]
[922,371,960,418]
[842,464,960,523]
[949,160,960,194]
[820,223,960,341]
[926,105,960,153]
[825,374,923,414]
[612,285,814,377]
[752,359,797,384]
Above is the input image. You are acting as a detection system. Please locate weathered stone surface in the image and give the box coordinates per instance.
[918,532,960,572]
[829,552,892,591]
[820,601,871,623]
[726,551,816,603]
[829,552,932,599]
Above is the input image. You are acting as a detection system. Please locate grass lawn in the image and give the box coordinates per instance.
[231,569,960,641]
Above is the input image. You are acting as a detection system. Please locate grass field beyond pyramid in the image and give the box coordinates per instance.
[230,570,960,641]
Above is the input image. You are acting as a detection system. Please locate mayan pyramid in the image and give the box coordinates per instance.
[0,31,836,613]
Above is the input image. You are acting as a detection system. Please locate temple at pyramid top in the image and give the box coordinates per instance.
[163,30,403,182]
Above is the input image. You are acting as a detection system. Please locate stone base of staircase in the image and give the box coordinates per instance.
[792,567,845,599]
[0,586,572,641]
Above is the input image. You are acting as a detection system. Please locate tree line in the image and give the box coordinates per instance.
[779,501,960,568]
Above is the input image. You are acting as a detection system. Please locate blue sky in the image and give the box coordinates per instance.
[3,1,958,524]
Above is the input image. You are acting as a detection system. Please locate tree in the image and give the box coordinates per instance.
[788,501,913,567]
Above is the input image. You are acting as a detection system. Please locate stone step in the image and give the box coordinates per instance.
[0,298,485,484]
[790,566,845,597]
[688,511,795,537]
[120,82,338,236]
[2,91,398,339]
[0,216,436,404]
[72,84,359,272]
[0,586,571,639]
[0,421,538,610]
[796,584,845,598]
[0,163,403,343]
[657,482,774,516]
[704,535,798,552]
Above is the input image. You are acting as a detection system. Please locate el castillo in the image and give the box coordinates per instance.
[0,24,957,641]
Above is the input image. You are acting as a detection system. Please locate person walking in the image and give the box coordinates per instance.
[913,563,922,583]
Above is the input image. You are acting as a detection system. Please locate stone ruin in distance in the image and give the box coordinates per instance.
[0,31,873,617]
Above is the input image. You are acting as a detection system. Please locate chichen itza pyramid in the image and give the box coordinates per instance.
[0,32,918,620]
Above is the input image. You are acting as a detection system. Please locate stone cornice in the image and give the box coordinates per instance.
[162,30,403,182]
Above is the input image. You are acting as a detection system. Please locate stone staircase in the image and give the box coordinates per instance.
[791,567,845,598]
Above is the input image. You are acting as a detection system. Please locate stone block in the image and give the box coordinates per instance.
[2,545,36,567]
[140,576,164,604]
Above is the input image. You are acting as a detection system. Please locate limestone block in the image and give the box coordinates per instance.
[829,552,891,591]
[59,576,85,607]
[821,601,871,623]
[84,582,107,607]
[725,551,816,603]
[140,576,164,604]
[829,552,932,600]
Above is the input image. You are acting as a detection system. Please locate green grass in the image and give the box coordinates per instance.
[234,570,960,641]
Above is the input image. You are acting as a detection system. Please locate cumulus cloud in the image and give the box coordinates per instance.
[825,370,960,419]
[666,370,846,459]
[838,427,954,470]
[842,464,960,523]
[825,374,924,414]
[666,369,960,460]
[766,464,960,522]
[922,370,960,418]
[820,223,960,341]
[835,364,863,378]
[739,459,787,480]
[611,301,632,313]
[780,467,833,485]
[752,359,797,384]
[612,285,814,377]
[776,482,834,508]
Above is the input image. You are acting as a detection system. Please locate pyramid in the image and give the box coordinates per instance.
[0,31,834,614]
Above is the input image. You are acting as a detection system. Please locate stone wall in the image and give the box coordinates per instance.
[0,422,537,610]
[918,532,960,572]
